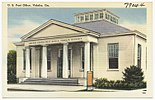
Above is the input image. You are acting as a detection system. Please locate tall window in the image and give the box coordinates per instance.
[47,47,52,70]
[80,16,84,22]
[95,13,99,20]
[137,44,142,68]
[23,49,26,70]
[90,14,93,20]
[68,49,72,70]
[81,47,85,70]
[108,43,119,69]
[105,13,108,19]
[30,48,32,70]
[100,12,103,19]
[76,16,80,22]
[85,14,89,21]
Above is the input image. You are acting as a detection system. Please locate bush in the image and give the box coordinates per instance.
[93,78,146,90]
[93,65,146,90]
[122,65,144,83]
[7,50,17,84]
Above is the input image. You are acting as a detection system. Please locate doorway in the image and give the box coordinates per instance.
[57,49,63,78]
[57,48,72,78]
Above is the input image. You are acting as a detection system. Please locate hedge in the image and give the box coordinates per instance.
[93,78,146,90]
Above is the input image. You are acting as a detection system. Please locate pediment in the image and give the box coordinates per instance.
[29,24,82,39]
[21,19,100,40]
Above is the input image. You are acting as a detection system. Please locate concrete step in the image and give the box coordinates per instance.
[21,78,79,86]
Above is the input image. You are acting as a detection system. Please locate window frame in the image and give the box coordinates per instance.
[80,46,85,72]
[85,14,89,21]
[47,46,52,71]
[108,43,119,70]
[94,13,99,20]
[23,49,26,71]
[99,12,104,19]
[137,44,142,68]
[90,14,93,21]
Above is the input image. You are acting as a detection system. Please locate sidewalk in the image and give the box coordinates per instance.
[7,84,85,92]
[7,84,146,93]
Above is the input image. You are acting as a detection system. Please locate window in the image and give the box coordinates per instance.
[110,15,113,21]
[76,16,80,22]
[81,47,85,70]
[80,16,84,22]
[137,44,142,68]
[100,12,104,19]
[90,14,93,20]
[30,48,32,70]
[108,43,119,69]
[23,49,26,70]
[95,13,99,20]
[68,49,72,70]
[85,14,89,21]
[107,14,110,20]
[113,17,116,23]
[116,19,118,24]
[47,47,52,70]
[105,13,108,19]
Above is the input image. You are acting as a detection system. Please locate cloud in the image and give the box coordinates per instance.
[120,21,147,35]
[8,20,40,50]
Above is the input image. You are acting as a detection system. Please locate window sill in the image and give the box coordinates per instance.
[107,69,119,71]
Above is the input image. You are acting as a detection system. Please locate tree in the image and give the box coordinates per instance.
[122,65,144,83]
[7,50,17,83]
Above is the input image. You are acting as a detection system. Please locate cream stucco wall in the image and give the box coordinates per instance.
[16,34,147,82]
[134,35,147,80]
[93,35,135,80]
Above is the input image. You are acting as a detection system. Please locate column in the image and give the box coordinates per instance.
[84,42,91,85]
[25,46,30,78]
[63,43,68,78]
[41,45,48,78]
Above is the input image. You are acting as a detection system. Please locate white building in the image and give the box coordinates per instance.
[15,9,147,86]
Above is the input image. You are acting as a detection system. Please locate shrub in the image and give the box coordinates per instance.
[93,65,146,90]
[7,50,17,84]
[93,78,146,90]
[122,65,144,83]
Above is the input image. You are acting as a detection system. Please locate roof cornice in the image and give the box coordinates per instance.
[21,19,100,41]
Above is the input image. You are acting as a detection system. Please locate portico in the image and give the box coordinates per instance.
[24,35,98,79]
[14,19,99,81]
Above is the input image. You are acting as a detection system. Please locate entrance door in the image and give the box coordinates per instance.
[68,49,72,78]
[57,49,63,78]
[35,47,42,78]
[57,49,72,78]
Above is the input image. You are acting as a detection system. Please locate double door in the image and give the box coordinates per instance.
[57,49,72,78]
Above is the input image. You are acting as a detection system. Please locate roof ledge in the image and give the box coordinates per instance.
[14,42,24,46]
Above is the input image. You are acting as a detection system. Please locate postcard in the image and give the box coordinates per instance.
[2,2,153,98]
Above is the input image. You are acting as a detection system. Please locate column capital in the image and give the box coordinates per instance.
[63,42,68,45]
[85,41,90,44]
[25,46,30,49]
[42,44,48,47]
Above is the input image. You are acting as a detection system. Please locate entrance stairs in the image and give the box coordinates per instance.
[21,78,80,86]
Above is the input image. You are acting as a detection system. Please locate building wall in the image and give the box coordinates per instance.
[16,34,147,81]
[134,35,147,80]
[93,35,135,80]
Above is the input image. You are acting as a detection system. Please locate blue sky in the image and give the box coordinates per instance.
[8,8,146,28]
[8,8,146,50]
